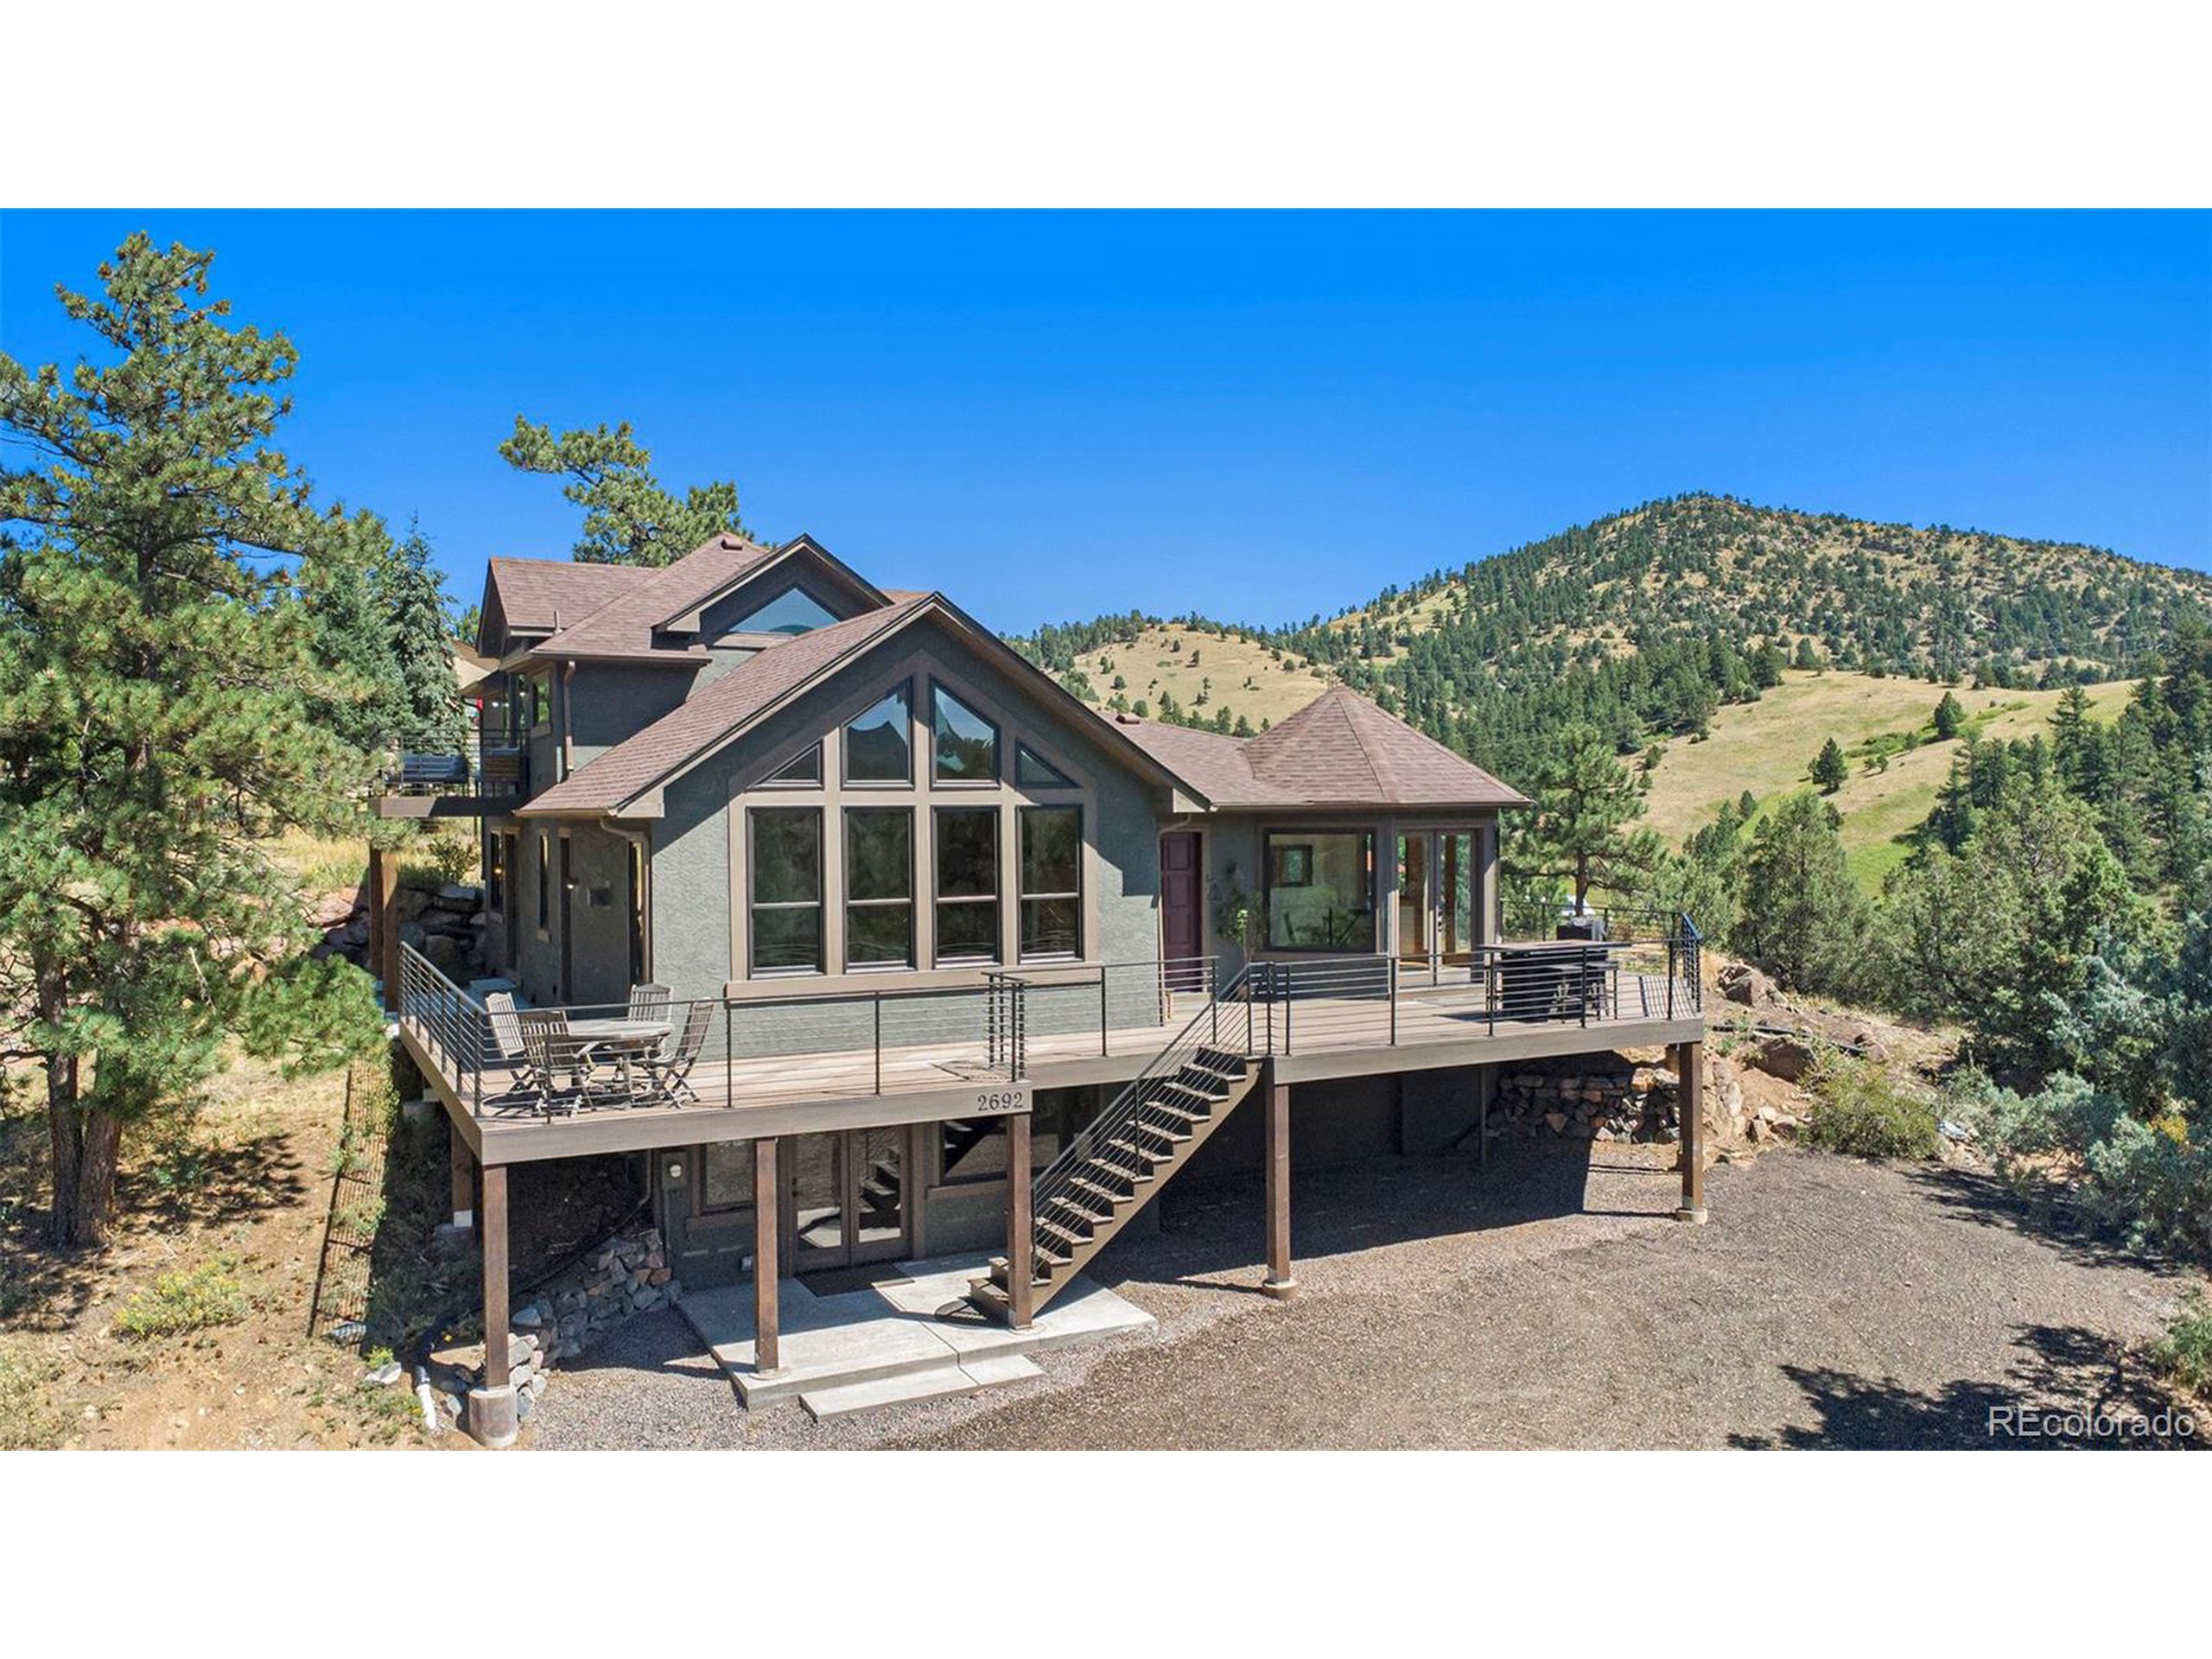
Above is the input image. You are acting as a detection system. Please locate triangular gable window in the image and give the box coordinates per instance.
[731,585,840,637]
[764,744,823,785]
[1015,742,1076,788]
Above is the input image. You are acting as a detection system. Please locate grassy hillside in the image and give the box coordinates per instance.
[1640,670,2135,887]
[1070,623,1332,731]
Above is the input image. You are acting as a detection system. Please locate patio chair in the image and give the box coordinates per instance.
[643,1001,713,1108]
[514,1007,613,1117]
[480,991,537,1112]
[627,982,673,1022]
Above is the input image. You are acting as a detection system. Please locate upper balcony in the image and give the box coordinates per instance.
[369,738,530,820]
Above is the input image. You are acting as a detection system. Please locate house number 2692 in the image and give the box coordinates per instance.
[971,1087,1029,1115]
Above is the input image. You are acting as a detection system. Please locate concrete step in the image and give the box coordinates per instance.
[798,1353,1042,1421]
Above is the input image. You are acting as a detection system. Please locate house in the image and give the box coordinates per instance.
[372,532,1707,1444]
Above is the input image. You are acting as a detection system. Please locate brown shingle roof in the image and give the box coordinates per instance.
[1110,685,1528,809]
[537,536,782,661]
[519,596,935,817]
[486,558,649,633]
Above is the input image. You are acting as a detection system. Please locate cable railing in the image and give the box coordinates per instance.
[374,735,530,798]
[394,944,1224,1121]
[1028,963,1259,1236]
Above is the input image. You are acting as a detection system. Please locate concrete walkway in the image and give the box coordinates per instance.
[678,1255,1153,1421]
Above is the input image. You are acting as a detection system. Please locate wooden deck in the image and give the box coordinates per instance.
[404,969,1703,1165]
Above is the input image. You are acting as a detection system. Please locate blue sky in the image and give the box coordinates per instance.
[2,211,2205,632]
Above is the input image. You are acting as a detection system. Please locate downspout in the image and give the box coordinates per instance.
[560,661,577,783]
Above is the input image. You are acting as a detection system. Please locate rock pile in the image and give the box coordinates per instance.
[308,879,486,980]
[1492,1060,1678,1142]
[426,1226,679,1436]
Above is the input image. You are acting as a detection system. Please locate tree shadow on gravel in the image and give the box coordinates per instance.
[1730,1323,2196,1449]
[1897,1164,2168,1277]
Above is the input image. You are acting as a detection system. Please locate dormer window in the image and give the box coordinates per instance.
[729,584,840,637]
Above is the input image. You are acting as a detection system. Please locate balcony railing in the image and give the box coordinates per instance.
[375,737,530,798]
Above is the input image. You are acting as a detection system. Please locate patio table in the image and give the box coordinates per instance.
[567,1017,673,1104]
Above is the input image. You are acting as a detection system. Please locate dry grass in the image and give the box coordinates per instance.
[1073,625,1332,731]
[1639,670,2133,887]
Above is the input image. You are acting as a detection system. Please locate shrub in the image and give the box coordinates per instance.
[112,1256,250,1341]
[1804,1053,1942,1160]
[0,1342,63,1450]
[2152,1291,2212,1396]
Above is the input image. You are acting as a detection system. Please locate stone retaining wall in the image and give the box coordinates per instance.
[1491,1057,1681,1143]
[426,1225,678,1437]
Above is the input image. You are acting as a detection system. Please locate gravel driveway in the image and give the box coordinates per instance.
[526,1143,2201,1451]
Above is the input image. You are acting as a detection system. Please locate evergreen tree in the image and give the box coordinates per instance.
[500,416,747,565]
[379,524,467,753]
[1506,723,1665,909]
[0,234,385,1246]
[1810,737,1850,792]
[1933,690,1966,741]
[1728,792,1876,996]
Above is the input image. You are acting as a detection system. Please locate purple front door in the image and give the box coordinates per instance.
[1161,831,1203,990]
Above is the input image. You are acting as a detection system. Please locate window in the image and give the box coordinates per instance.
[535,832,550,931]
[486,833,507,913]
[764,744,822,785]
[933,807,1000,963]
[1020,806,1082,959]
[844,685,912,784]
[750,808,823,973]
[527,676,550,730]
[844,808,913,969]
[700,1141,756,1214]
[938,1117,1007,1187]
[1264,829,1376,951]
[1015,742,1076,788]
[931,682,999,783]
[730,585,839,637]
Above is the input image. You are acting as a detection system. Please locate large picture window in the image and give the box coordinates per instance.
[931,682,999,783]
[1264,829,1376,951]
[844,808,914,969]
[934,806,1000,963]
[844,684,912,784]
[750,807,823,973]
[700,1141,756,1214]
[1020,805,1082,959]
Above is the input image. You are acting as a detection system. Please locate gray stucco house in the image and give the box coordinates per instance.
[375,532,1707,1440]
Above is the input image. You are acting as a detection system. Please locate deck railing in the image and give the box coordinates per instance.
[395,944,1220,1120]
[374,735,529,798]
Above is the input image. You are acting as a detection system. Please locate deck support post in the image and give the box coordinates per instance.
[467,1162,518,1447]
[366,843,400,1010]
[1261,1068,1298,1300]
[448,1118,474,1230]
[1007,1111,1034,1329]
[753,1137,783,1375]
[1674,1039,1708,1224]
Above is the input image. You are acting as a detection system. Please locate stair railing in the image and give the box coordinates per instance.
[1026,963,1260,1265]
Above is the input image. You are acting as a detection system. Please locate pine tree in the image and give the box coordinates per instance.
[1811,737,1850,792]
[1506,723,1666,908]
[499,416,747,565]
[0,234,385,1245]
[379,524,467,753]
[1728,793,1876,996]
[1933,690,1966,741]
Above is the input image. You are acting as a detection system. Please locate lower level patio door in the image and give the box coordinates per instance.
[785,1127,912,1273]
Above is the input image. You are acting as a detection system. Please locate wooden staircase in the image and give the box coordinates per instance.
[970,969,1262,1321]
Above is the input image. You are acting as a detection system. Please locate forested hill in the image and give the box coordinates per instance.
[1017,493,2212,784]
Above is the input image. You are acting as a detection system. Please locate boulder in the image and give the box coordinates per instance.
[1748,1034,1819,1084]
[433,883,481,913]
[309,888,361,928]
[1717,962,1780,1007]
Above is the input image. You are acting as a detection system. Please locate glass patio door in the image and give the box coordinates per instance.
[1396,829,1482,978]
[786,1128,910,1273]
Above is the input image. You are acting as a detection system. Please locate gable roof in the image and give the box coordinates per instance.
[484,558,649,638]
[1113,684,1528,810]
[518,594,1196,820]
[535,535,784,662]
